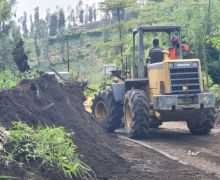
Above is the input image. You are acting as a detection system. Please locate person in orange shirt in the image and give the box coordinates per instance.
[169,34,194,59]
[182,41,194,59]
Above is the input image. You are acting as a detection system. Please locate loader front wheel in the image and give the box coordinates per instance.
[124,89,150,139]
[92,91,123,133]
[187,110,215,135]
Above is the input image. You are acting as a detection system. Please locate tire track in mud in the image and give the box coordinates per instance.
[116,123,220,179]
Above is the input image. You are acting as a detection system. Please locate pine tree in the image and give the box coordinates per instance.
[22,11,28,37]
[34,6,40,39]
[0,0,16,71]
[68,8,76,28]
[58,8,66,63]
[34,36,41,65]
[88,6,93,23]
[29,15,34,37]
[45,8,51,29]
[79,9,84,25]
[58,8,65,31]
[78,0,84,25]
[93,5,97,22]
[85,4,89,24]
[49,13,58,36]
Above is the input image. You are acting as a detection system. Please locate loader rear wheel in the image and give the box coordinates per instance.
[124,89,150,138]
[187,110,215,135]
[92,91,123,133]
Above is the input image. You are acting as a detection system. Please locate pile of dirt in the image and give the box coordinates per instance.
[0,75,129,179]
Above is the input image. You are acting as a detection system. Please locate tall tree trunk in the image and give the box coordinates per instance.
[203,0,211,90]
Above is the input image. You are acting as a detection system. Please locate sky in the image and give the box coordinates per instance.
[15,0,99,19]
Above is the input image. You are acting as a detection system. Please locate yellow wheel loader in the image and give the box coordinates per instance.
[92,26,215,138]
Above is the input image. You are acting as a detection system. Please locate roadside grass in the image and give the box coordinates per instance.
[1,122,93,179]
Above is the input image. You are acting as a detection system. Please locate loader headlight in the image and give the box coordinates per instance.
[183,85,188,92]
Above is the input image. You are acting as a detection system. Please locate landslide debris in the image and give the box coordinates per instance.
[0,75,128,179]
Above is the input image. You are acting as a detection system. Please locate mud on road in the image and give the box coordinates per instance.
[115,122,220,180]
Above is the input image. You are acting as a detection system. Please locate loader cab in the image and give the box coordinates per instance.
[132,26,183,78]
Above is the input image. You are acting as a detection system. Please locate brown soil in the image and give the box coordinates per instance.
[0,75,128,179]
[0,75,216,180]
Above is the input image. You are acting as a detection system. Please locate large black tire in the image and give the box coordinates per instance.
[92,91,123,133]
[123,89,150,138]
[187,110,215,135]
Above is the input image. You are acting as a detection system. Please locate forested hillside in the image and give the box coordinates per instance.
[0,0,220,90]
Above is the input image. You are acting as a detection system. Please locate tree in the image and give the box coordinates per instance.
[45,8,51,32]
[99,0,136,68]
[49,13,58,36]
[11,21,22,46]
[38,19,48,39]
[34,6,40,39]
[29,15,34,37]
[85,4,89,24]
[79,9,84,25]
[58,8,66,63]
[58,8,65,31]
[43,9,51,65]
[68,8,76,28]
[34,36,41,65]
[88,6,93,22]
[93,4,97,22]
[21,11,28,37]
[12,39,30,73]
[0,0,15,26]
[0,0,16,71]
[77,0,84,25]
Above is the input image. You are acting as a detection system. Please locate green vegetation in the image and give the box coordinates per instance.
[1,122,92,179]
[0,70,39,91]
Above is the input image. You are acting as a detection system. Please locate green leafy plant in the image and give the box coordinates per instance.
[3,122,93,179]
[0,69,39,91]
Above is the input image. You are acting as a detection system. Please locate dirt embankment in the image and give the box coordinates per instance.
[0,75,131,179]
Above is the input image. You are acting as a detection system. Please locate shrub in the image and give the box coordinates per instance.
[0,70,39,91]
[3,122,92,179]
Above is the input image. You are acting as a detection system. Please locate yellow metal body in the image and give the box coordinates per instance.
[84,96,94,113]
[147,59,203,104]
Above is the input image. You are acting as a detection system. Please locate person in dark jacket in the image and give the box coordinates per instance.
[149,39,163,55]
[148,39,164,63]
